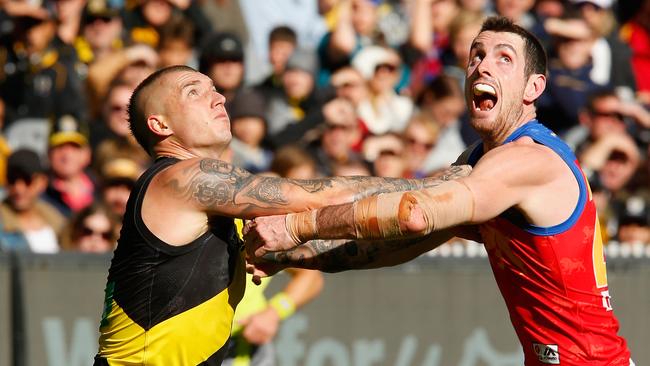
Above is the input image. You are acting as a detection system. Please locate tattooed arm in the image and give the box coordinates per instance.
[249,230,456,277]
[161,158,471,219]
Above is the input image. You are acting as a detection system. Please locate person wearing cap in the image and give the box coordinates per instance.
[45,114,97,217]
[199,32,246,112]
[93,64,466,365]
[0,149,66,253]
[247,17,635,365]
[100,157,142,221]
[74,0,124,66]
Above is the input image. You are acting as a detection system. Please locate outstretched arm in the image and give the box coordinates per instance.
[248,229,456,281]
[161,158,471,219]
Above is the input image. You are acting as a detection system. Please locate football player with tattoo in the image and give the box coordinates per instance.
[245,17,634,366]
[93,65,471,366]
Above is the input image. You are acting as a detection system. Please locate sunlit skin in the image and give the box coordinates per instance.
[465,31,545,150]
[49,144,92,179]
[145,71,231,160]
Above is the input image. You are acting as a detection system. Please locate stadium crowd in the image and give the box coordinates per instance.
[0,0,648,254]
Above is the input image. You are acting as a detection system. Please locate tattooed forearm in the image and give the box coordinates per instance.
[166,158,470,216]
[262,235,435,273]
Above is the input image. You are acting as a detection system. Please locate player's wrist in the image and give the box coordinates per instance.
[268,292,296,320]
[286,211,318,245]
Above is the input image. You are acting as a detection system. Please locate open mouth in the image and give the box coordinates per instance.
[473,83,498,112]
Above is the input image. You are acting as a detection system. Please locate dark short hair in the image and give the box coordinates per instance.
[479,16,547,78]
[127,65,196,156]
[269,25,297,45]
[585,88,617,113]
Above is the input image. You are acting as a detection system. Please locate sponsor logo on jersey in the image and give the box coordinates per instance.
[533,343,560,364]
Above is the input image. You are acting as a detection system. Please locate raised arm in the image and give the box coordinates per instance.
[158,158,471,219]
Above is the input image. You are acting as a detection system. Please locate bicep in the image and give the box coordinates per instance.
[164,159,324,219]
[462,144,557,223]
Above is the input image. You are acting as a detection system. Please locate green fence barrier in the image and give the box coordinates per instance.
[4,254,649,366]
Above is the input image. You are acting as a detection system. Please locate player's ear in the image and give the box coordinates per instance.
[147,115,173,137]
[524,73,546,104]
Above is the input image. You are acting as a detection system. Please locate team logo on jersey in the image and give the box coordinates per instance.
[533,343,560,364]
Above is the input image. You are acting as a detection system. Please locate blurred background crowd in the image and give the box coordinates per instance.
[0,0,648,255]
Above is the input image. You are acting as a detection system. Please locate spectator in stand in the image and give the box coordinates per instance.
[270,145,320,180]
[330,65,369,108]
[405,0,459,95]
[265,48,330,147]
[99,157,142,222]
[0,3,87,122]
[255,25,298,100]
[60,202,118,253]
[331,159,372,177]
[402,114,439,178]
[122,0,211,49]
[620,0,650,105]
[310,97,363,176]
[316,0,386,84]
[417,74,468,173]
[157,13,197,68]
[352,45,413,135]
[199,32,246,111]
[53,0,86,45]
[580,132,641,240]
[45,114,97,217]
[363,133,407,178]
[443,10,485,91]
[92,80,151,173]
[616,195,650,245]
[0,149,66,253]
[74,0,124,68]
[571,0,636,101]
[537,13,600,134]
[229,90,273,174]
[564,89,650,153]
[458,0,490,13]
[86,44,159,108]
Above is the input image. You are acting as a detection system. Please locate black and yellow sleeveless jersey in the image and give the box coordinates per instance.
[95,157,246,365]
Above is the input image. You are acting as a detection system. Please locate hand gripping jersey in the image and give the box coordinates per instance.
[95,157,246,365]
[467,121,631,365]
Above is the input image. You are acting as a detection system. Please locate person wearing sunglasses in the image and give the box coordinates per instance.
[60,202,117,253]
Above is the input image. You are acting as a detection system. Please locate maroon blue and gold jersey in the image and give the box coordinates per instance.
[468,121,631,365]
